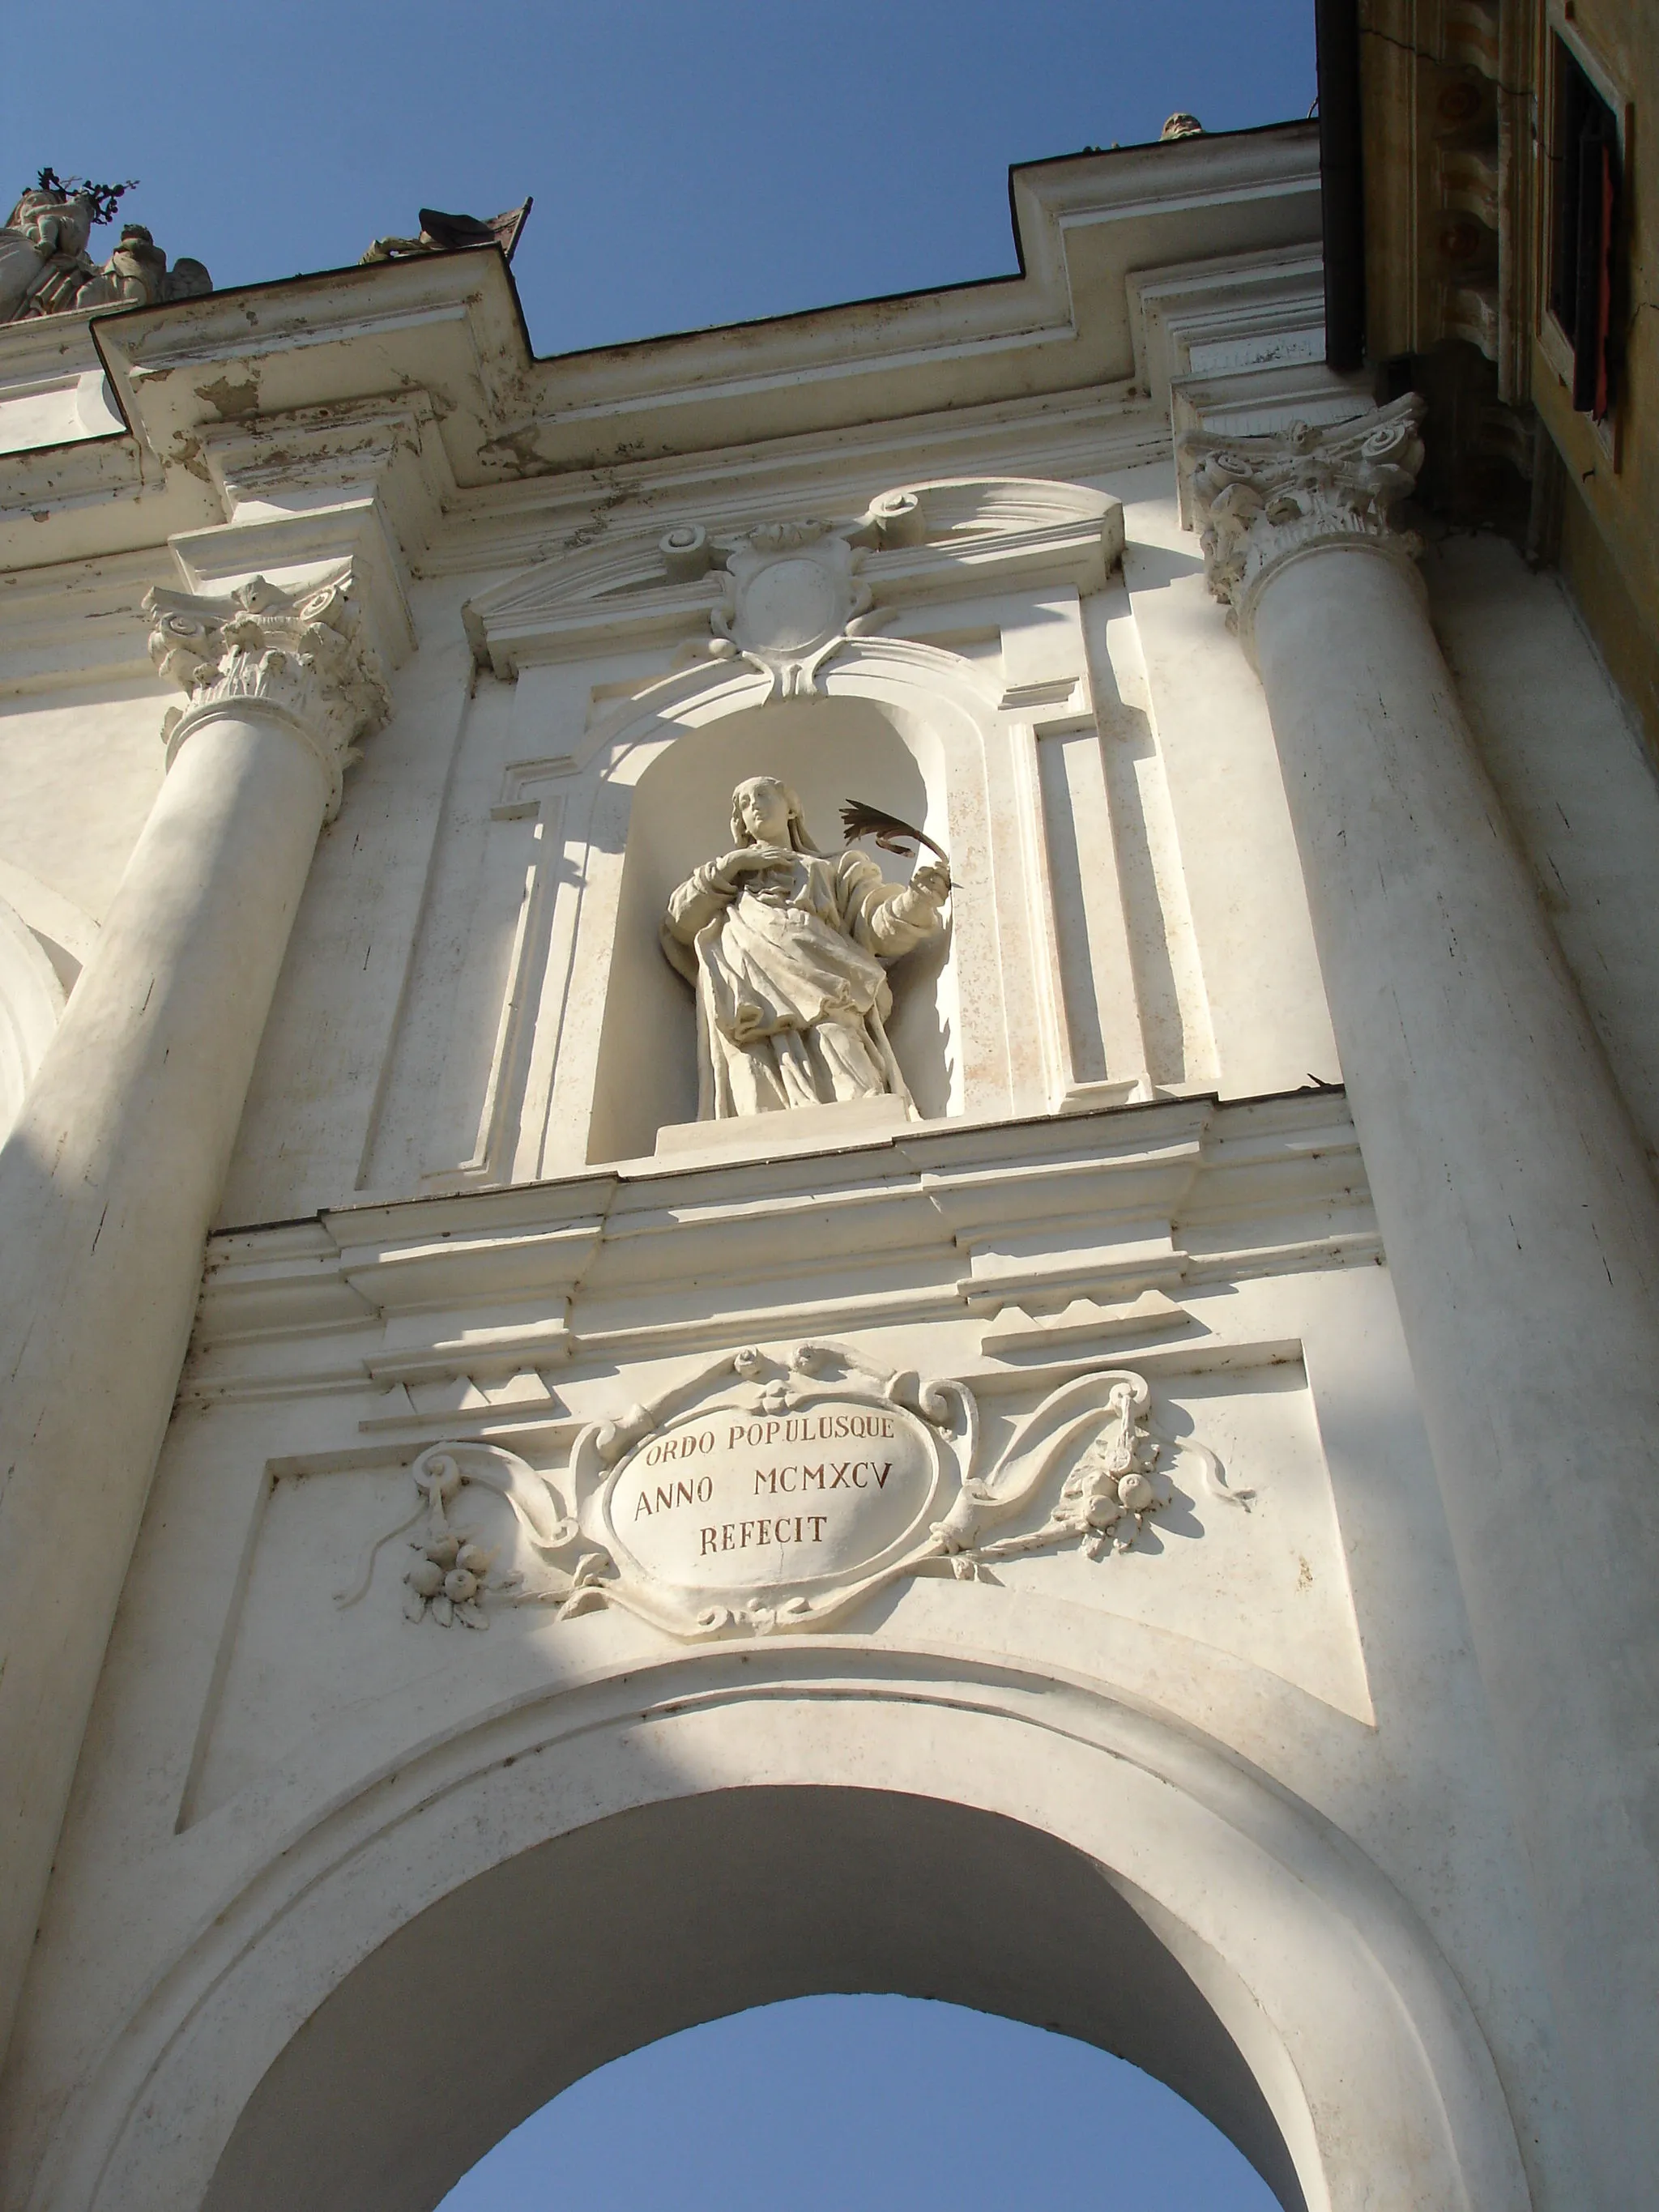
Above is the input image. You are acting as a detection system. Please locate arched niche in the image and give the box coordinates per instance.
[546,633,1021,1167]
[51,1661,1529,2212]
[0,896,65,1145]
[589,691,957,1161]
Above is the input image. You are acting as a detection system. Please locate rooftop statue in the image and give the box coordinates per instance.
[0,172,210,323]
[360,198,532,266]
[661,775,950,1121]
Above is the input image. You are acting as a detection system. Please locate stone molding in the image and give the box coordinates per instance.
[1183,394,1427,655]
[463,475,1125,681]
[143,571,390,820]
[183,1091,1375,1423]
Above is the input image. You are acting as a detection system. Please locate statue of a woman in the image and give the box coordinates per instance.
[661,775,949,1120]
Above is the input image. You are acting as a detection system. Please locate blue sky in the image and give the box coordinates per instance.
[5,0,1316,356]
[439,1996,1282,2210]
[6,6,1316,2199]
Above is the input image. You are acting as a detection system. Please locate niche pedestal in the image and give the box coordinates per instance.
[653,1093,914,1166]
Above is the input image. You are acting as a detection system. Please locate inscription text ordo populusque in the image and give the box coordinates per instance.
[607,1404,938,1589]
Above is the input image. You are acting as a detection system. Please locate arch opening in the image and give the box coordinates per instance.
[204,1788,1304,2212]
[437,1993,1283,2210]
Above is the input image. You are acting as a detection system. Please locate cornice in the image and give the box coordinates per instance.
[2,128,1321,578]
[183,1092,1377,1432]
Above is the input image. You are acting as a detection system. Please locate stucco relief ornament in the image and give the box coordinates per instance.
[710,519,884,699]
[1184,393,1427,641]
[339,1347,1245,1642]
[335,1443,601,1630]
[143,572,391,820]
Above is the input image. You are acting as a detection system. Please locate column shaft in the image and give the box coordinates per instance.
[0,566,385,2066]
[0,704,329,2056]
[1252,536,1659,2202]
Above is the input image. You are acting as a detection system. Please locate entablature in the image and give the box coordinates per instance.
[185,1090,1376,1435]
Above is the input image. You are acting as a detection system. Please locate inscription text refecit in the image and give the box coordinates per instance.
[607,1403,935,1592]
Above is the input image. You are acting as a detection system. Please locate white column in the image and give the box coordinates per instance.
[0,574,386,2062]
[1190,399,1659,2205]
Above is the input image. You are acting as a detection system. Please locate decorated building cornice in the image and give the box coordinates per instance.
[1183,394,1427,651]
[143,571,390,819]
[1,126,1324,574]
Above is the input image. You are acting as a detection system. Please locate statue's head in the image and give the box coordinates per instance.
[730,776,817,854]
[109,224,164,276]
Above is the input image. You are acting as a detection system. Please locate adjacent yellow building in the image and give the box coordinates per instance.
[1354,0,1658,745]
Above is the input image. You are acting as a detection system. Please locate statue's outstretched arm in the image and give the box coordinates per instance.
[841,851,949,957]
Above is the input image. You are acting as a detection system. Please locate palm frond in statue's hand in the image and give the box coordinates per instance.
[839,799,951,880]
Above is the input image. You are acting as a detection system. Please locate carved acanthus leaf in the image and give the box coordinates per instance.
[1183,394,1427,630]
[143,572,390,820]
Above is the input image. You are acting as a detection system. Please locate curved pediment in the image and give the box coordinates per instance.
[868,472,1125,545]
[463,475,1124,677]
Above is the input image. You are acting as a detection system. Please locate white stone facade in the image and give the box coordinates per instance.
[2,122,1658,2211]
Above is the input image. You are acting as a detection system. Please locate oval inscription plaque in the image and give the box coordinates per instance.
[604,1397,944,1595]
[737,557,841,654]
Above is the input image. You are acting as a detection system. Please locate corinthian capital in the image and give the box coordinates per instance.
[143,571,390,820]
[1184,395,1427,650]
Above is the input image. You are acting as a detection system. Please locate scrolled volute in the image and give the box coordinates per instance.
[1183,394,1427,650]
[143,571,390,820]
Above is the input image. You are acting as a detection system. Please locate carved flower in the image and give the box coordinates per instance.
[1059,1421,1164,1560]
[402,1530,519,1636]
[404,1531,521,1628]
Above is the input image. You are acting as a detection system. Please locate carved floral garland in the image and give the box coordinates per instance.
[338,1342,1250,1641]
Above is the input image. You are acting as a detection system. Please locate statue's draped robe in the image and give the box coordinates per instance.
[662,847,939,1118]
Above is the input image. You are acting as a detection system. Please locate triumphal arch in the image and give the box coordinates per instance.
[2,119,1658,2211]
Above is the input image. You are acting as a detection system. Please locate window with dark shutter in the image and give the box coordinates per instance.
[1549,37,1621,421]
